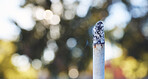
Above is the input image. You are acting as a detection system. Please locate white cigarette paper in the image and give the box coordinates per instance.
[93,21,105,79]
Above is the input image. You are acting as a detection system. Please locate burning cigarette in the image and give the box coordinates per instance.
[93,21,105,79]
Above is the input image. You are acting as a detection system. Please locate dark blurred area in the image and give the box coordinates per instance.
[0,0,148,79]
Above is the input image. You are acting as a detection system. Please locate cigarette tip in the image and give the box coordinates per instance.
[93,21,105,45]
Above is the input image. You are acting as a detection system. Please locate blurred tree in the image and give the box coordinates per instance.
[5,0,147,78]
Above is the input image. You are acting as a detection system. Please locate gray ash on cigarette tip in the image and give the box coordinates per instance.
[93,21,105,45]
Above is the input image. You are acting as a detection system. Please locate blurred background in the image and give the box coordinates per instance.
[0,0,148,79]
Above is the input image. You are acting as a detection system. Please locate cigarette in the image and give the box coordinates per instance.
[93,21,105,79]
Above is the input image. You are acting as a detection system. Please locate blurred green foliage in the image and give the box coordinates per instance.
[0,0,148,79]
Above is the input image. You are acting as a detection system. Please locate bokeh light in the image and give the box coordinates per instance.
[47,40,58,52]
[38,69,50,79]
[63,0,76,5]
[58,72,68,79]
[104,2,131,30]
[76,0,92,17]
[129,0,148,18]
[49,25,61,39]
[68,67,79,78]
[121,57,147,78]
[105,41,122,61]
[71,47,82,58]
[51,2,63,16]
[112,27,124,39]
[49,15,61,25]
[43,10,53,20]
[66,38,77,49]
[92,0,106,8]
[64,10,75,20]
[0,21,20,40]
[50,0,60,3]
[35,6,45,20]
[32,59,42,70]
[142,20,148,39]
[11,54,30,71]
[42,48,55,64]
